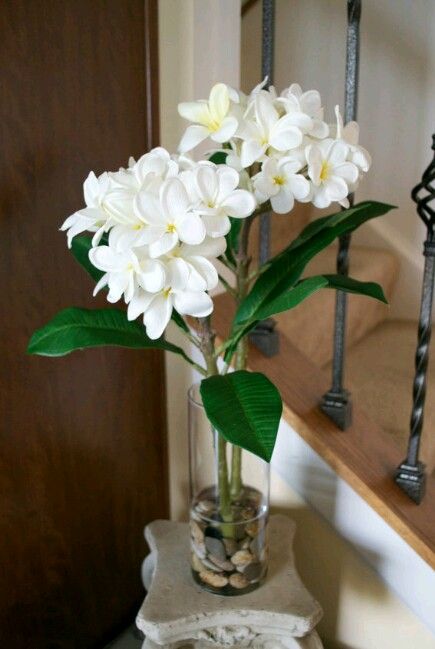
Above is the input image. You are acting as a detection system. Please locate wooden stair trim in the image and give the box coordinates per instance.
[212,294,435,570]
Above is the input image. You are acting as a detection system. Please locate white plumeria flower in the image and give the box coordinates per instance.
[185,163,256,238]
[89,245,166,303]
[127,258,213,340]
[253,156,310,213]
[306,139,359,209]
[61,171,112,247]
[334,105,371,174]
[178,83,239,153]
[278,84,329,139]
[134,177,206,258]
[238,92,304,168]
[167,237,226,292]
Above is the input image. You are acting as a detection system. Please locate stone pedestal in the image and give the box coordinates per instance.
[136,515,324,649]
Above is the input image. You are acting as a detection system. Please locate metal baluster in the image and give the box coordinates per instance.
[395,135,435,504]
[249,0,279,357]
[320,0,361,429]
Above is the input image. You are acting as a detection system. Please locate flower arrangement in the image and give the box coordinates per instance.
[28,80,393,594]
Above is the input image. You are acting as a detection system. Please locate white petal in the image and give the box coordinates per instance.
[167,258,190,291]
[188,257,218,290]
[288,174,311,200]
[161,177,190,221]
[212,116,238,143]
[194,165,218,202]
[93,273,109,296]
[182,236,226,258]
[240,140,266,167]
[176,213,206,245]
[134,191,164,225]
[202,215,231,238]
[216,166,240,202]
[221,189,256,218]
[143,295,173,339]
[325,176,349,201]
[271,190,294,214]
[89,246,126,272]
[269,116,303,150]
[209,83,230,122]
[333,162,359,185]
[310,119,329,139]
[178,124,209,153]
[328,140,349,165]
[173,291,213,317]
[312,186,332,209]
[138,259,166,292]
[149,232,178,258]
[178,100,210,125]
[127,290,155,320]
[255,93,278,133]
[300,90,322,116]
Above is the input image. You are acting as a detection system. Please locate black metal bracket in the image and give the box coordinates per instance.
[248,318,280,358]
[395,462,426,505]
[320,389,352,431]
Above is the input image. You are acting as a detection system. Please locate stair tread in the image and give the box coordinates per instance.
[275,245,400,366]
[325,320,435,470]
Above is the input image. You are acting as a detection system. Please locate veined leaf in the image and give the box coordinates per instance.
[200,370,282,462]
[27,307,194,364]
[253,274,388,322]
[235,201,395,325]
[71,235,104,282]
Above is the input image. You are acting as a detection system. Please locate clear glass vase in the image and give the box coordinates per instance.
[188,383,270,596]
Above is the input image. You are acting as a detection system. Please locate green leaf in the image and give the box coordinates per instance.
[225,217,243,265]
[27,307,194,363]
[208,151,228,165]
[170,310,189,333]
[253,274,388,322]
[200,370,283,462]
[235,201,395,325]
[71,235,104,282]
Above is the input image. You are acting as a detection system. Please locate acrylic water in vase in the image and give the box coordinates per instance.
[189,383,270,595]
[27,80,394,596]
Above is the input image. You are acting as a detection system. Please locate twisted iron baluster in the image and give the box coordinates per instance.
[320,0,361,429]
[395,135,435,504]
[250,0,279,357]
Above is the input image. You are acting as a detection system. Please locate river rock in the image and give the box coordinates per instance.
[231,550,253,567]
[208,555,234,571]
[205,536,226,562]
[229,572,249,589]
[242,561,263,582]
[191,553,206,573]
[199,570,228,588]
[222,538,238,556]
[190,521,204,544]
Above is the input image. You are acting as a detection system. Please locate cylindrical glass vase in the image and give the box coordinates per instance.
[188,383,270,596]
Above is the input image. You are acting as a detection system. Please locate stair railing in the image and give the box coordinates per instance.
[395,135,435,504]
[320,0,361,430]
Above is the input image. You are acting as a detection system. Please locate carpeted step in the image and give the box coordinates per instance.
[273,245,400,367]
[326,320,435,472]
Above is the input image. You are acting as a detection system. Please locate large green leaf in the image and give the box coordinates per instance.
[200,370,283,462]
[27,307,194,363]
[208,151,228,165]
[225,217,243,266]
[235,201,395,325]
[253,274,388,322]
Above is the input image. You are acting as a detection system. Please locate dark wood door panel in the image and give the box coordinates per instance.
[0,1,167,647]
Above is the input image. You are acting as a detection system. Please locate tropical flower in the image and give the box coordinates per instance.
[306,139,359,209]
[185,163,256,237]
[61,171,112,247]
[178,83,239,153]
[333,105,371,174]
[89,245,166,304]
[253,156,310,213]
[134,177,206,257]
[238,92,304,167]
[166,237,226,292]
[278,84,329,139]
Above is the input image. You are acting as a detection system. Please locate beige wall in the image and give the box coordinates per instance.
[158,2,434,647]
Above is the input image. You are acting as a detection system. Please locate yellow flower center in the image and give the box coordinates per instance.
[162,287,172,299]
[206,118,221,133]
[320,160,331,182]
[133,223,143,230]
[166,223,177,233]
[272,175,285,186]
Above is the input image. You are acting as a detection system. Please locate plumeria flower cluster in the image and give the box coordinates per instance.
[61,147,255,339]
[61,81,370,341]
[179,80,371,212]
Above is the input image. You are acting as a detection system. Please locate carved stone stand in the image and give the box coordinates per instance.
[136,515,324,649]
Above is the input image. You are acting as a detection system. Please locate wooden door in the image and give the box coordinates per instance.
[0,2,168,647]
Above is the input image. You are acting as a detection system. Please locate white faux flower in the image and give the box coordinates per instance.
[334,106,371,173]
[61,171,112,247]
[89,245,166,303]
[238,92,303,167]
[127,257,213,339]
[185,163,256,237]
[278,84,329,139]
[134,177,206,257]
[178,83,239,153]
[167,237,226,291]
[253,156,310,213]
[306,139,359,209]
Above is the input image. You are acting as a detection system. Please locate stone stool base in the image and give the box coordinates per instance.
[136,515,324,649]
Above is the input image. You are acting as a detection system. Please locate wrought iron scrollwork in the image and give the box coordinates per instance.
[395,135,435,504]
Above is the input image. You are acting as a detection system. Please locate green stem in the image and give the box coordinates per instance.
[197,316,231,522]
